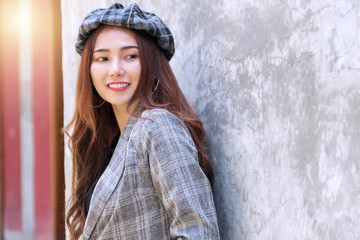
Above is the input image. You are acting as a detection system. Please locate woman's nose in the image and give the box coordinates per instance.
[109,59,125,76]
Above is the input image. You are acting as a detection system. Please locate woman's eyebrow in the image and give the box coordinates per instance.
[120,45,139,50]
[93,48,110,53]
[93,45,139,53]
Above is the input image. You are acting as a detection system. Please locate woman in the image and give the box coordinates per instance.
[65,3,220,239]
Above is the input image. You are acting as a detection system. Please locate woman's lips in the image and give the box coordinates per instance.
[107,82,130,91]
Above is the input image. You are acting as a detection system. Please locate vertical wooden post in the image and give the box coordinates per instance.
[0,0,22,234]
[50,0,65,238]
[32,0,64,239]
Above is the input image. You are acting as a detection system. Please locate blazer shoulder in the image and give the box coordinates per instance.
[140,108,185,131]
[141,108,181,123]
[131,108,191,143]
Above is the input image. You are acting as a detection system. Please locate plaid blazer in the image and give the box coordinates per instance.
[81,106,220,239]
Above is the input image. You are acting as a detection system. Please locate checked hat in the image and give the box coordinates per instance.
[76,3,175,60]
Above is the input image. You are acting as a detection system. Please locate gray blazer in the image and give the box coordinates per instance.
[82,105,220,239]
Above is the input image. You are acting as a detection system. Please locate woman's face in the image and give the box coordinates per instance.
[90,26,141,110]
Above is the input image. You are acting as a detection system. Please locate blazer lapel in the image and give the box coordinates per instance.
[82,105,143,239]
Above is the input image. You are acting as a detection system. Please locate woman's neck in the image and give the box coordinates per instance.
[112,102,139,133]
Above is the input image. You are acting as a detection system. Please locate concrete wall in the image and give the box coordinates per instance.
[62,0,360,239]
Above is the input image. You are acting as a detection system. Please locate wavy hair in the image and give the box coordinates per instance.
[64,25,214,239]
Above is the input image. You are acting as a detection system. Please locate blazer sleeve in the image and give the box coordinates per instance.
[140,111,220,239]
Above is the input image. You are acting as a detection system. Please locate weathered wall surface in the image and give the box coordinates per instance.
[62,0,360,239]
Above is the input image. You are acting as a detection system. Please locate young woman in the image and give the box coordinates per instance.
[65,3,220,239]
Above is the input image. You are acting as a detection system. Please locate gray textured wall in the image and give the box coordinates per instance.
[62,1,360,239]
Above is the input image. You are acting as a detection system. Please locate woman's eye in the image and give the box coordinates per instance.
[126,54,137,60]
[96,57,108,62]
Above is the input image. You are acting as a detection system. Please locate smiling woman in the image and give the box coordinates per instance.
[63,2,220,240]
[90,27,141,131]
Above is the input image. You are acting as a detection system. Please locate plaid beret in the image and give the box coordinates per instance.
[76,3,175,60]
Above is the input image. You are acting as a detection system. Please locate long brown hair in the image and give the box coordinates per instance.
[64,25,213,239]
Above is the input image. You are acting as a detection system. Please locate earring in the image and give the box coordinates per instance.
[93,100,106,108]
[152,79,160,94]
